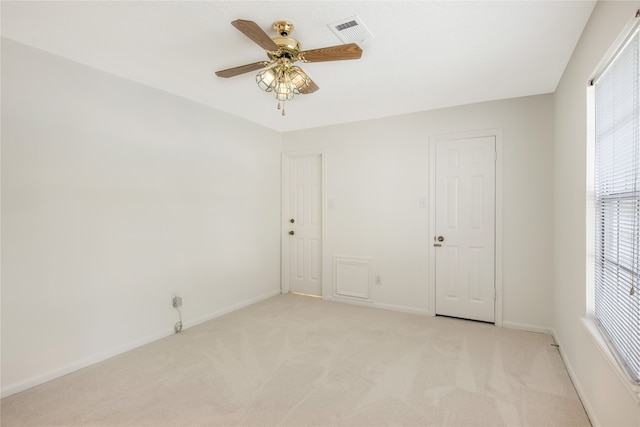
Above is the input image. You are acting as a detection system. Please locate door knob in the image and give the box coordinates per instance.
[437,236,445,242]
[289,231,295,235]
[290,219,295,223]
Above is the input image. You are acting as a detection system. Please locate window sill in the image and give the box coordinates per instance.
[581,316,640,404]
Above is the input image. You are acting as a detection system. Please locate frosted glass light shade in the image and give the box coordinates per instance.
[256,68,277,91]
[289,66,310,91]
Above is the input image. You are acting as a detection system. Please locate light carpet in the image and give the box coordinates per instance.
[1,294,590,426]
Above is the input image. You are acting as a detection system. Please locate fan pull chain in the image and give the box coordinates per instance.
[275,100,286,116]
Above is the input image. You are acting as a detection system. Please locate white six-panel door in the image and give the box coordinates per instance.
[285,154,323,296]
[434,136,496,322]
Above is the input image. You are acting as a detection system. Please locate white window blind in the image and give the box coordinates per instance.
[593,25,640,384]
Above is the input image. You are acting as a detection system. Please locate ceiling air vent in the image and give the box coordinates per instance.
[328,16,374,43]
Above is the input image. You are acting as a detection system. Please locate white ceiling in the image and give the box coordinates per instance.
[1,1,596,132]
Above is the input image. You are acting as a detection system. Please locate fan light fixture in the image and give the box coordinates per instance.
[256,59,312,115]
[215,19,363,117]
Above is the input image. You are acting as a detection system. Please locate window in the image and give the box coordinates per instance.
[593,23,640,384]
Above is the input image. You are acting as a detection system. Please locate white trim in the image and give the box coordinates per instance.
[502,321,553,335]
[495,131,504,327]
[428,129,504,326]
[551,328,601,427]
[281,153,290,294]
[0,289,281,398]
[323,295,430,316]
[184,289,282,329]
[583,84,640,411]
[581,317,640,402]
[332,256,373,301]
[589,12,640,85]
[428,139,436,317]
[281,149,327,297]
[1,330,174,399]
[585,12,640,395]
[586,84,596,315]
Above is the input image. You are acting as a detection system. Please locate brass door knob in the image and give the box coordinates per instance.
[289,231,295,235]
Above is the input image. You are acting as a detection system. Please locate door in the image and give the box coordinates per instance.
[434,136,495,322]
[284,153,322,296]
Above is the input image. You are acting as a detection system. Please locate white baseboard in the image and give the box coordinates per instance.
[323,295,430,316]
[1,288,282,399]
[551,328,600,427]
[1,327,174,399]
[184,289,282,329]
[322,299,551,331]
[502,320,553,335]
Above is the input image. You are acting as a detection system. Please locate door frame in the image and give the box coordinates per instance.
[281,149,327,296]
[428,129,503,326]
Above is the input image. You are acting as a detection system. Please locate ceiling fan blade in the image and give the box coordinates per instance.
[301,43,362,62]
[299,78,319,94]
[231,19,279,51]
[215,62,267,78]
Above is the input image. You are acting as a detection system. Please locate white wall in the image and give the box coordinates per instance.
[282,94,554,329]
[553,1,640,426]
[1,39,282,396]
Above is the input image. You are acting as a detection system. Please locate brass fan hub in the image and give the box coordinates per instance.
[272,36,300,52]
[267,34,302,62]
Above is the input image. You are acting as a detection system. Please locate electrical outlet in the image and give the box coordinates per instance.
[376,276,382,285]
[172,296,182,308]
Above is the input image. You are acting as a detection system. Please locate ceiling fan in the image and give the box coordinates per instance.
[215,19,363,115]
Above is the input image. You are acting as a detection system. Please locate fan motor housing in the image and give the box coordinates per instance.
[272,36,300,51]
[268,36,301,61]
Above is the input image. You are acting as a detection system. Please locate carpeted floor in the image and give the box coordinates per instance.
[1,294,590,426]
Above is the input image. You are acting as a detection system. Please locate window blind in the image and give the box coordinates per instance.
[594,26,640,383]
